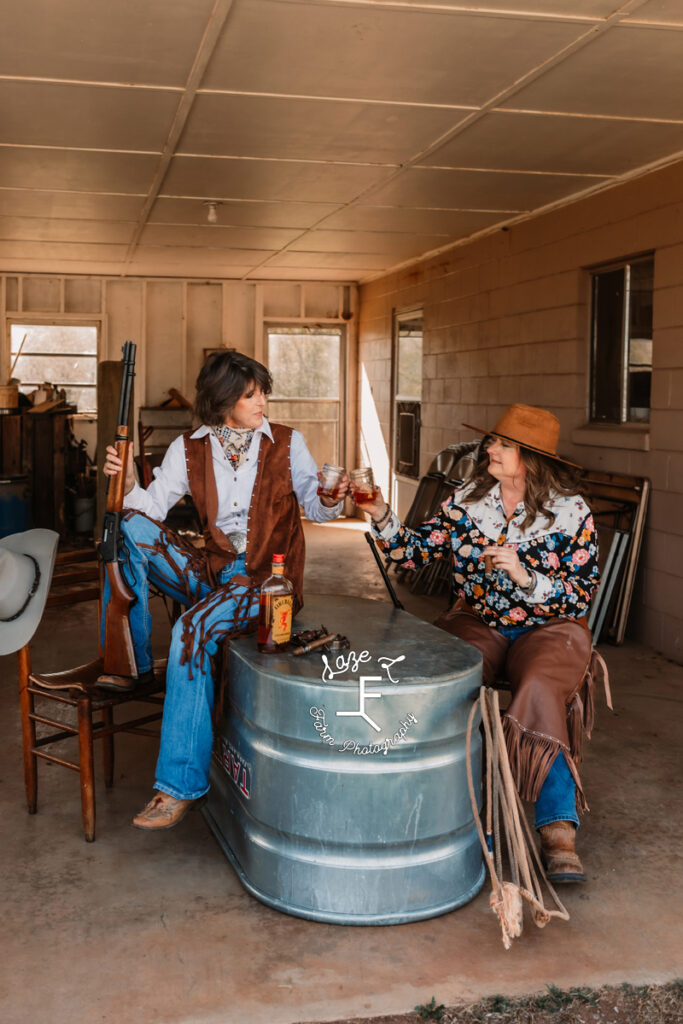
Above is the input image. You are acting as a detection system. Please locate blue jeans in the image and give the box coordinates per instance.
[499,623,579,830]
[101,512,259,800]
[534,752,579,829]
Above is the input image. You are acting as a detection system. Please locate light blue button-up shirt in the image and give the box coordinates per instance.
[124,417,342,531]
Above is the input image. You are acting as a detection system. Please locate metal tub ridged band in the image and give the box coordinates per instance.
[204,595,484,925]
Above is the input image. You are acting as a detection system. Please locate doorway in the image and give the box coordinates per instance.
[391,310,423,517]
[265,326,346,470]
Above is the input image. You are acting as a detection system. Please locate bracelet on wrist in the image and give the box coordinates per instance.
[519,568,535,595]
[372,503,391,530]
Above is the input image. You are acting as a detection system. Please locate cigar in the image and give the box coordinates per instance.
[292,633,337,656]
[484,555,494,574]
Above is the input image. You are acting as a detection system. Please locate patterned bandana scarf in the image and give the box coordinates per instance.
[214,425,255,470]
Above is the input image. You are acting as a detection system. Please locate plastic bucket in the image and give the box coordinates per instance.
[0,476,30,538]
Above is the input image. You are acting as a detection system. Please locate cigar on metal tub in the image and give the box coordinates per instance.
[292,633,337,656]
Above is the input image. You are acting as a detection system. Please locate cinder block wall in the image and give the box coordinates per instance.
[357,161,683,663]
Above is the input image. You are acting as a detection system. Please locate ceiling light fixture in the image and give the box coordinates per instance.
[204,200,221,225]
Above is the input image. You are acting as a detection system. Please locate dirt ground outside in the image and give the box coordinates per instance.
[303,981,683,1024]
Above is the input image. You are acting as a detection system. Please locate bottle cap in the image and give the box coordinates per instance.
[272,553,285,564]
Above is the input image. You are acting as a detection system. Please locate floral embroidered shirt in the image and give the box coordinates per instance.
[374,483,599,629]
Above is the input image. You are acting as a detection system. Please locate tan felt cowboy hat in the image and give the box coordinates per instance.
[0,529,59,656]
[463,404,582,469]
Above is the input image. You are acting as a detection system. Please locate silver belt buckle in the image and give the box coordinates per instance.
[227,531,247,554]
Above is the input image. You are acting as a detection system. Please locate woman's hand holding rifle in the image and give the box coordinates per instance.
[103,444,135,495]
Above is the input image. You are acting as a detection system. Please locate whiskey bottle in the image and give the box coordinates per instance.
[257,554,294,653]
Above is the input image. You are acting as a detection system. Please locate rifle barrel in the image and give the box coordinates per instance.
[116,341,136,429]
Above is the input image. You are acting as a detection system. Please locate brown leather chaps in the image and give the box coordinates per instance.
[434,605,598,813]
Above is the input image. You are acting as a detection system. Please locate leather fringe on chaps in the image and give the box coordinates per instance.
[502,715,588,814]
[434,607,612,817]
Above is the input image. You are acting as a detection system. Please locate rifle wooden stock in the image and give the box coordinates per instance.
[103,562,137,676]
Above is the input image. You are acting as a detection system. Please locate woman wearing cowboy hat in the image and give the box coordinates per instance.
[358,404,604,884]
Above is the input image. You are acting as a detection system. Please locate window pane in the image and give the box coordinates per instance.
[63,385,97,413]
[11,324,97,355]
[9,323,99,413]
[628,259,653,423]
[13,353,96,386]
[591,269,624,423]
[268,331,340,399]
[397,327,422,400]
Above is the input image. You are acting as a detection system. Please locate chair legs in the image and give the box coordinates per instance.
[102,706,115,789]
[77,697,96,842]
[17,645,38,815]
[16,646,165,841]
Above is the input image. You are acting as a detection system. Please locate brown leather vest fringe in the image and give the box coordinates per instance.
[183,424,305,607]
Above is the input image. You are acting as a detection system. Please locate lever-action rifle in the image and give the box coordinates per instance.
[100,341,138,676]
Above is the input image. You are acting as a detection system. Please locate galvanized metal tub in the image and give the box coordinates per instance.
[204,594,484,925]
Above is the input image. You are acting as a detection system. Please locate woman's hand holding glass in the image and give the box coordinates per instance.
[317,463,349,507]
[353,485,388,523]
[480,545,532,589]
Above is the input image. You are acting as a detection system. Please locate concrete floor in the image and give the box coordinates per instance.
[1,518,682,1024]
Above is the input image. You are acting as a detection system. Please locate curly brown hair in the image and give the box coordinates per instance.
[463,437,584,531]
[194,349,272,427]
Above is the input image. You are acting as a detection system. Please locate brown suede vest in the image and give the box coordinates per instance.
[183,423,305,606]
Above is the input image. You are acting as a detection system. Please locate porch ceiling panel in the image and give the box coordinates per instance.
[500,25,683,119]
[359,167,610,213]
[161,156,390,204]
[177,94,470,164]
[1,0,682,281]
[0,81,178,153]
[140,224,302,250]
[200,0,586,105]
[0,190,144,223]
[0,149,157,195]
[320,206,505,236]
[0,217,136,245]
[267,250,394,270]
[130,246,277,267]
[421,110,683,176]
[0,0,215,85]
[625,0,683,24]
[287,229,453,257]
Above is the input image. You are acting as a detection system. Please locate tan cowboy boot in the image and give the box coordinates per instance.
[539,821,586,884]
[132,791,199,831]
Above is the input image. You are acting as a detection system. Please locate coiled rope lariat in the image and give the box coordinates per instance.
[466,686,570,949]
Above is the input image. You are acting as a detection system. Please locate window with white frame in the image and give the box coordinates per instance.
[266,326,344,468]
[9,322,99,413]
[590,255,653,425]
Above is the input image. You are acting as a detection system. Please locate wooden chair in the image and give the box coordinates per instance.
[16,647,166,841]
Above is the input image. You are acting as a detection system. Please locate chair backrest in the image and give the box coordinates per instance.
[137,406,194,487]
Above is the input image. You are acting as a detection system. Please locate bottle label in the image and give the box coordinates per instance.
[271,595,293,644]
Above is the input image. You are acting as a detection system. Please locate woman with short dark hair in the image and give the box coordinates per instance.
[358,404,604,884]
[101,349,346,830]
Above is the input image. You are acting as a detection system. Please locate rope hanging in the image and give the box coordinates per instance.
[466,686,570,949]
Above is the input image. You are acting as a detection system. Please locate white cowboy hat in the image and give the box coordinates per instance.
[0,529,59,656]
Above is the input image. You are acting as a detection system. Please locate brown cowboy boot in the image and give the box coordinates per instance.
[539,821,586,884]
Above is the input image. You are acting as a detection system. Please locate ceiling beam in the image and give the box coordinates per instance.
[121,0,237,273]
